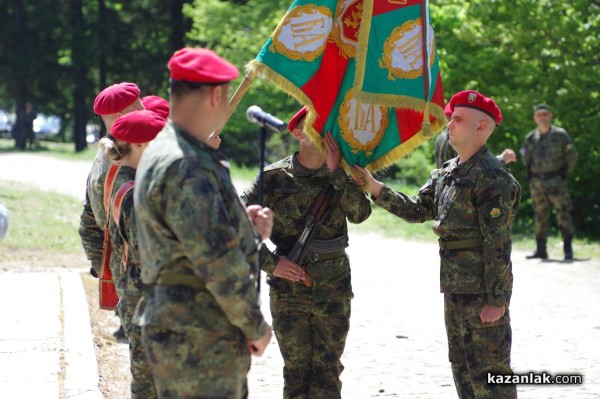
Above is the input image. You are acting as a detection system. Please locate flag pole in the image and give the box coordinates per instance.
[420,0,433,137]
[225,74,255,125]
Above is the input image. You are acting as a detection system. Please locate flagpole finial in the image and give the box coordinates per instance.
[422,101,433,137]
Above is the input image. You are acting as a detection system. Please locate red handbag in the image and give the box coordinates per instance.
[98,164,120,310]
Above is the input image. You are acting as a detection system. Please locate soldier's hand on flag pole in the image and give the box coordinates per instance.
[324,131,340,173]
[353,165,384,198]
[273,257,306,282]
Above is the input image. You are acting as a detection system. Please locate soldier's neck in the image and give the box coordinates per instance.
[296,145,325,170]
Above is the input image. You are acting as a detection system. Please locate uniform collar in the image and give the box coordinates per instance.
[291,152,328,178]
[450,146,490,176]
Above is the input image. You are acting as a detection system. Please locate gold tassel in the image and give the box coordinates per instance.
[422,101,432,137]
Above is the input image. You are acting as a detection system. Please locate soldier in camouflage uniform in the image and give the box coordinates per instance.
[435,128,517,169]
[132,48,272,399]
[79,82,144,278]
[356,91,521,399]
[98,110,166,399]
[242,106,372,399]
[521,104,577,260]
[79,83,145,340]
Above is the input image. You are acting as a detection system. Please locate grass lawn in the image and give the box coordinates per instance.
[0,145,597,260]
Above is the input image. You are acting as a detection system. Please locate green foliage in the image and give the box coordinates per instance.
[1,0,598,238]
[185,0,301,165]
[431,0,600,237]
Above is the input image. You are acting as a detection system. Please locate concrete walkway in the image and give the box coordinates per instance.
[0,269,102,399]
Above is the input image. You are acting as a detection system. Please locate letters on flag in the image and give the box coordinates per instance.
[246,0,445,172]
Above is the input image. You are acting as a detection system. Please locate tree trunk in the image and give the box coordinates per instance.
[170,0,186,53]
[11,0,27,150]
[71,0,88,152]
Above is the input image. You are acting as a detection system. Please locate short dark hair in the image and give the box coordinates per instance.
[534,103,551,113]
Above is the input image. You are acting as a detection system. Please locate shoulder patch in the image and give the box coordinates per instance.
[490,207,502,218]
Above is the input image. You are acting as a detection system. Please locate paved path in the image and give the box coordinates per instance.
[250,235,600,398]
[1,152,599,398]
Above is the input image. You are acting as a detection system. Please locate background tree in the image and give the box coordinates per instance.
[0,0,598,237]
[431,0,600,237]
[185,0,301,165]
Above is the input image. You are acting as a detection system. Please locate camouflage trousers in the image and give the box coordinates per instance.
[141,324,251,399]
[117,266,157,399]
[529,177,574,239]
[270,295,351,399]
[444,293,517,399]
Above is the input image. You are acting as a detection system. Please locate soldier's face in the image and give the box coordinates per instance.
[447,108,479,149]
[534,110,552,127]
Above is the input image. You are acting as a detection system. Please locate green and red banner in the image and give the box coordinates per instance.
[246,0,445,171]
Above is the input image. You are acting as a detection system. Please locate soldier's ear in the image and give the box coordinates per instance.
[291,127,303,140]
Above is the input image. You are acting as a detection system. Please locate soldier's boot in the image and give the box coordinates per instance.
[112,324,126,340]
[526,237,548,259]
[563,236,574,260]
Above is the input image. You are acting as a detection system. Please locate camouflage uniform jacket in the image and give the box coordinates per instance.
[241,154,371,297]
[521,125,577,176]
[78,151,111,274]
[108,167,140,295]
[133,122,267,340]
[374,147,521,307]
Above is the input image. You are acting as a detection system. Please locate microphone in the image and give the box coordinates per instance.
[246,105,287,133]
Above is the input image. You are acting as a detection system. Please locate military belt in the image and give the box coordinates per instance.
[530,170,561,180]
[276,248,347,263]
[439,237,483,250]
[156,272,205,289]
[304,249,346,262]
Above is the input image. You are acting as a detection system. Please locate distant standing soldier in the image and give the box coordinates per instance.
[133,48,272,399]
[242,107,372,398]
[355,90,521,399]
[98,110,166,398]
[435,128,517,168]
[521,104,577,260]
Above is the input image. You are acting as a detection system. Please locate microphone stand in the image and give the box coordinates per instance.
[258,122,266,206]
[255,122,268,296]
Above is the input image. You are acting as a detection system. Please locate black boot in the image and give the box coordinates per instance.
[526,237,548,259]
[564,237,573,260]
[112,325,126,340]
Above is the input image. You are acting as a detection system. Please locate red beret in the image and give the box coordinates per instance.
[444,90,503,125]
[93,82,140,115]
[111,110,166,144]
[168,48,239,84]
[141,95,170,120]
[288,106,308,133]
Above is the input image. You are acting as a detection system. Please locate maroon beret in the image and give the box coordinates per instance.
[93,82,140,115]
[444,90,503,125]
[141,95,170,120]
[111,110,166,144]
[288,106,308,133]
[168,48,239,84]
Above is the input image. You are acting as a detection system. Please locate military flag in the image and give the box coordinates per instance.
[245,0,445,171]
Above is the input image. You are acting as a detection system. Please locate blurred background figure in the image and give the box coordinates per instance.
[12,102,37,150]
[521,104,577,260]
[0,201,8,241]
